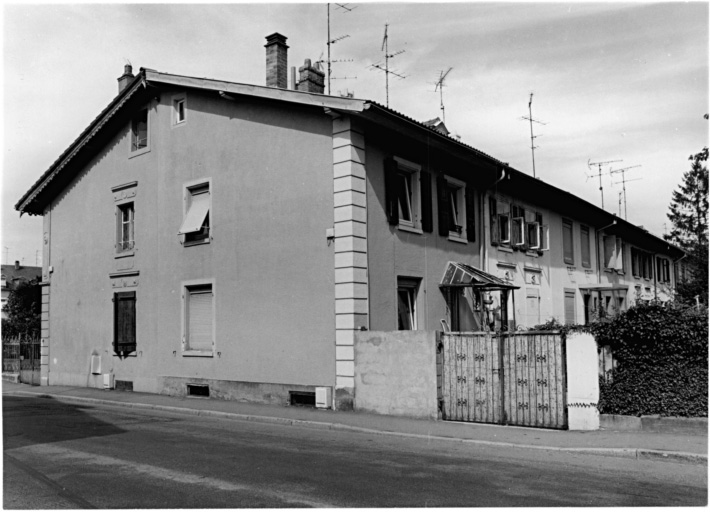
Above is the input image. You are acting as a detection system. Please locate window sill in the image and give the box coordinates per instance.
[497,245,513,253]
[115,250,135,259]
[525,250,540,257]
[129,146,150,159]
[398,224,423,235]
[182,350,214,357]
[448,234,467,244]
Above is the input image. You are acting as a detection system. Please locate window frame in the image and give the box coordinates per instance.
[180,178,212,246]
[444,175,467,243]
[562,218,574,265]
[393,157,422,233]
[396,277,420,330]
[181,278,216,357]
[173,94,187,126]
[116,202,135,256]
[129,107,150,157]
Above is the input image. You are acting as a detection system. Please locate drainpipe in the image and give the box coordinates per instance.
[653,253,659,300]
[482,166,509,273]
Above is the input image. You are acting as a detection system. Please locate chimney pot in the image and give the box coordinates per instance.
[14,260,20,270]
[117,64,135,94]
[264,33,289,89]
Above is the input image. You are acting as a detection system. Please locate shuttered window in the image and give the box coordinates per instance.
[564,290,576,325]
[185,285,213,353]
[580,225,591,268]
[562,219,574,264]
[131,109,148,152]
[113,291,136,354]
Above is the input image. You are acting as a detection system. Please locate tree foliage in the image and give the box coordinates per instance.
[1,280,42,339]
[665,147,708,305]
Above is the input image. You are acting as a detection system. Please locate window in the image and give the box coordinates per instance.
[657,257,671,283]
[397,277,419,330]
[179,181,211,245]
[131,108,148,153]
[511,205,525,247]
[562,219,574,265]
[631,247,641,277]
[385,157,431,233]
[438,175,469,242]
[581,225,591,268]
[564,289,576,325]
[603,235,616,269]
[113,291,136,354]
[182,282,214,355]
[616,238,625,272]
[117,203,135,253]
[498,201,511,244]
[174,96,186,125]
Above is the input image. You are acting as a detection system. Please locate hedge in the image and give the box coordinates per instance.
[589,301,708,417]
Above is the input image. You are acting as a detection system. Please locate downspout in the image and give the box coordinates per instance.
[653,253,658,300]
[482,166,509,273]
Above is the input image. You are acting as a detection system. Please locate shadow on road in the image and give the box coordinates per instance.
[3,395,126,450]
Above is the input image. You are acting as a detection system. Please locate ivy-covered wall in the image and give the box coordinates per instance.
[591,301,708,417]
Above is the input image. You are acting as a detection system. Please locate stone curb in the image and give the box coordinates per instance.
[4,391,706,466]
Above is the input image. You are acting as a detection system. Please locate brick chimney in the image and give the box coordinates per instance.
[265,33,289,89]
[14,260,20,270]
[296,59,325,94]
[117,64,134,94]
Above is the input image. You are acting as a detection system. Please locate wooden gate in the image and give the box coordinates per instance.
[439,331,567,429]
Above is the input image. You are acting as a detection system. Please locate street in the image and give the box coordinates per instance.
[3,395,707,508]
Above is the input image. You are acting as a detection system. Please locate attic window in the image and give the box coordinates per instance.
[131,109,148,152]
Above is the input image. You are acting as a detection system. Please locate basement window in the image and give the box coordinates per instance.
[289,391,316,407]
[187,384,210,397]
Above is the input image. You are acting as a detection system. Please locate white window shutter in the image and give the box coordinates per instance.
[188,289,213,351]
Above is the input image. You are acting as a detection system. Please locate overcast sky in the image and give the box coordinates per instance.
[2,2,708,267]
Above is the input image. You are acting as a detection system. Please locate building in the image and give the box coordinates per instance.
[1,262,42,319]
[16,33,683,409]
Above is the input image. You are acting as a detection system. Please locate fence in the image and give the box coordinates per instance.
[2,335,41,385]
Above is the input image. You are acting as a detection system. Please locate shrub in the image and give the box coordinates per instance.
[590,300,708,417]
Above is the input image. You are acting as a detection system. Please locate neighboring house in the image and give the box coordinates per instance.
[16,33,683,408]
[1,262,42,320]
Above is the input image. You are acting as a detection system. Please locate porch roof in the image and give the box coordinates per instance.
[440,262,520,291]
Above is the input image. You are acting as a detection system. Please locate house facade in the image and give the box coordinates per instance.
[16,33,682,409]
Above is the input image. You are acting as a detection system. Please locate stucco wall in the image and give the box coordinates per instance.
[365,141,482,332]
[45,87,336,394]
[566,332,600,430]
[354,330,437,419]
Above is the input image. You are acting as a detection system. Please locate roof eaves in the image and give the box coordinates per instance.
[16,70,148,215]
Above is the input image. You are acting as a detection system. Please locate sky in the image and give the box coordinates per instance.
[2,1,708,267]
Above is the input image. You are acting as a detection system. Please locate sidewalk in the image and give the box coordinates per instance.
[3,382,706,465]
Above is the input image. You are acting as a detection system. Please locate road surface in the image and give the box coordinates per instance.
[3,395,707,508]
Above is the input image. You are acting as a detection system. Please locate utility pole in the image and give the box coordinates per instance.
[609,164,642,220]
[587,159,622,209]
[520,93,546,178]
[369,23,406,107]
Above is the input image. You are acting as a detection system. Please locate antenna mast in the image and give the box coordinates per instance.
[520,93,546,178]
[370,23,406,107]
[326,3,355,95]
[587,159,622,209]
[434,67,453,123]
[610,164,642,220]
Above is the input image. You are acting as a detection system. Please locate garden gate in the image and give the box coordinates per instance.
[2,337,41,386]
[438,331,567,429]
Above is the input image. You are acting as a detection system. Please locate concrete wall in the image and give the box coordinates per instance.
[365,142,482,332]
[354,330,438,419]
[45,87,336,399]
[566,332,599,430]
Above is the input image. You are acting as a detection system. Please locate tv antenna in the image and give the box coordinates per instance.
[434,67,453,123]
[587,159,622,209]
[520,93,547,178]
[369,23,406,107]
[326,3,356,95]
[610,164,642,220]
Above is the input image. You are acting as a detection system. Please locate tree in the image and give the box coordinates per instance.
[665,147,709,304]
[1,279,42,339]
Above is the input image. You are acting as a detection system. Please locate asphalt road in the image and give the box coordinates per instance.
[3,395,707,508]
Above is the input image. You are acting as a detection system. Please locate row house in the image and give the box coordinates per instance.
[16,33,682,409]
